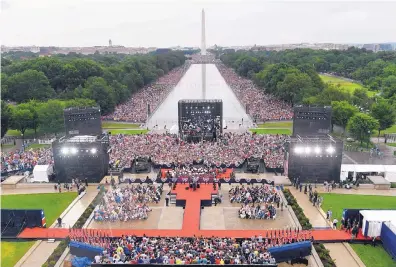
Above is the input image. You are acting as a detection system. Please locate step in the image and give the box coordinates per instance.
[47,239,56,243]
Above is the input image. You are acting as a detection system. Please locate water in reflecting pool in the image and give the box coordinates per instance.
[147,64,253,130]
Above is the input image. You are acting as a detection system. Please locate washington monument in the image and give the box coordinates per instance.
[201,9,206,55]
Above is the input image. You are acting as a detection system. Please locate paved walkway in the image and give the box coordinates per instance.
[288,187,365,267]
[16,189,98,267]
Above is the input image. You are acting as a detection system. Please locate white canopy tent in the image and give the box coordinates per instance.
[384,165,396,182]
[360,210,396,237]
[169,125,178,135]
[340,164,396,181]
[32,165,53,182]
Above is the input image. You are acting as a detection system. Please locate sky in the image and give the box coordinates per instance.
[1,0,396,47]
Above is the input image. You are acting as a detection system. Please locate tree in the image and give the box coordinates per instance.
[16,101,42,137]
[347,113,379,145]
[371,100,396,137]
[6,70,55,102]
[331,101,358,131]
[276,72,314,105]
[10,106,34,139]
[37,100,66,134]
[1,101,12,138]
[83,77,115,115]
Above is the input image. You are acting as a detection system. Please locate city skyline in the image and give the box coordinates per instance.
[1,0,396,47]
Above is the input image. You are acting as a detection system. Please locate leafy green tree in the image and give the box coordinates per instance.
[37,100,66,134]
[277,72,313,105]
[83,77,115,115]
[1,101,12,138]
[331,101,358,131]
[347,113,379,145]
[6,70,55,102]
[16,100,42,137]
[371,100,396,137]
[1,73,8,99]
[10,106,34,139]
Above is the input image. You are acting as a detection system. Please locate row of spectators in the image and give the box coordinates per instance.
[229,185,279,205]
[1,148,53,173]
[110,132,287,169]
[91,236,278,265]
[102,64,191,123]
[94,184,162,222]
[216,64,293,122]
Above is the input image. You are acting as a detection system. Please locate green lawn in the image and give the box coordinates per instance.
[387,143,396,147]
[319,75,377,97]
[320,193,396,267]
[102,121,140,129]
[0,193,76,267]
[108,129,149,135]
[6,129,36,138]
[257,121,293,128]
[350,244,396,267]
[26,143,51,150]
[250,128,292,135]
[1,241,35,267]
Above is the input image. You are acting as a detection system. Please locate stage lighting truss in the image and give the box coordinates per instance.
[293,145,336,157]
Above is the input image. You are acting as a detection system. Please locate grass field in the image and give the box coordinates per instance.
[350,244,396,267]
[102,121,140,129]
[371,124,396,137]
[0,193,76,267]
[319,75,377,97]
[320,193,396,267]
[6,129,36,138]
[250,128,292,135]
[257,121,293,128]
[387,143,396,147]
[1,241,35,267]
[26,143,51,150]
[108,129,149,135]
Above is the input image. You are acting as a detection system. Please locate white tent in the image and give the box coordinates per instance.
[32,165,53,182]
[169,125,178,135]
[360,210,396,237]
[384,165,396,182]
[340,164,396,181]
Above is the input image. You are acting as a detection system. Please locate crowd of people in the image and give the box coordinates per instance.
[216,64,293,122]
[239,204,277,220]
[164,165,218,180]
[1,148,53,173]
[69,230,313,265]
[109,132,287,169]
[102,64,191,123]
[93,184,162,222]
[88,236,280,265]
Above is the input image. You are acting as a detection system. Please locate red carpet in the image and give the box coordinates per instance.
[18,184,372,243]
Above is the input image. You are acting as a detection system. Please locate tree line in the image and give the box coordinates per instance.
[216,47,396,143]
[1,51,186,138]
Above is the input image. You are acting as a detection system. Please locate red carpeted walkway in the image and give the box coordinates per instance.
[18,184,371,243]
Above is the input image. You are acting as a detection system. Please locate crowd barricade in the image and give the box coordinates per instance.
[70,241,104,261]
[125,177,275,185]
[92,264,277,267]
[267,241,312,263]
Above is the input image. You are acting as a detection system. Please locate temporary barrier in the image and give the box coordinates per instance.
[1,209,45,238]
[381,221,396,259]
[69,241,103,260]
[267,241,312,263]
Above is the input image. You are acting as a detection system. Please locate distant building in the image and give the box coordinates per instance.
[109,39,112,47]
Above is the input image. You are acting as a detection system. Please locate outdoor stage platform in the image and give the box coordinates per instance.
[18,184,371,243]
